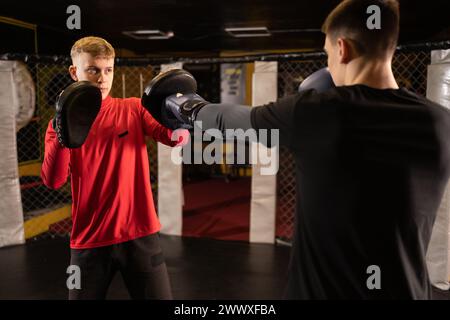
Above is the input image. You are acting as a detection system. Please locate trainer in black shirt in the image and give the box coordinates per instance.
[158,0,450,299]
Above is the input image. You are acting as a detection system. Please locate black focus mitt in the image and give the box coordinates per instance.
[141,69,198,129]
[53,81,102,148]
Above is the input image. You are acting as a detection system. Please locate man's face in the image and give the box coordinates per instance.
[69,52,114,100]
[324,36,344,86]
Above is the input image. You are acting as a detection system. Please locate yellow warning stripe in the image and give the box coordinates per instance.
[24,205,71,239]
[18,161,42,177]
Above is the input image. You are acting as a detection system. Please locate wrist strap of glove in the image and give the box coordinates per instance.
[181,99,209,125]
[52,116,66,147]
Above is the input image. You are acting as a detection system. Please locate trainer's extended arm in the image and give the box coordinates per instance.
[165,67,335,132]
[166,94,253,131]
[165,94,288,147]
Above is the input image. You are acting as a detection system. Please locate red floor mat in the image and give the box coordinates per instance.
[182,178,251,241]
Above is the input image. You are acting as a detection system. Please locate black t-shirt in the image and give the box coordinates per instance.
[251,85,450,299]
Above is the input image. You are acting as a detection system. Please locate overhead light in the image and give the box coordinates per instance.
[123,30,174,40]
[270,28,322,34]
[225,27,271,38]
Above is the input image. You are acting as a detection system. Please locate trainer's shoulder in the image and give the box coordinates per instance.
[292,88,333,105]
[419,95,449,113]
[298,86,352,102]
[293,87,345,111]
[402,88,450,117]
[426,97,450,128]
[402,90,450,146]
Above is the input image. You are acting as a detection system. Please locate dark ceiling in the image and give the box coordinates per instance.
[2,0,450,57]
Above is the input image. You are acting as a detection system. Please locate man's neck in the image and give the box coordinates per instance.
[344,57,399,89]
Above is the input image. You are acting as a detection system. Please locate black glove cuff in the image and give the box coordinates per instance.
[181,100,209,124]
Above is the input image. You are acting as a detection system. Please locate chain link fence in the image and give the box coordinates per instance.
[277,59,328,242]
[3,40,449,242]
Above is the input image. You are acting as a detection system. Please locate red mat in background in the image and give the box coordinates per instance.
[182,177,251,241]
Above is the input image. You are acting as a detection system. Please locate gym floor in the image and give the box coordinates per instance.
[0,235,290,300]
[0,235,448,300]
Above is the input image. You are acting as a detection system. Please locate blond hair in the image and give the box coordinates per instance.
[70,36,115,61]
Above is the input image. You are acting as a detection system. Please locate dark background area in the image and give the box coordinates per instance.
[2,0,450,56]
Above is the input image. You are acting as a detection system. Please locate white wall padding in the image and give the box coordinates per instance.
[157,63,184,236]
[0,60,33,247]
[250,61,278,244]
[426,49,450,290]
[12,62,35,131]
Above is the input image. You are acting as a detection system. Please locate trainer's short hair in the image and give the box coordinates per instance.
[70,36,115,61]
[322,0,399,58]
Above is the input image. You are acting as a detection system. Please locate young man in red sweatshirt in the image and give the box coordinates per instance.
[41,36,186,299]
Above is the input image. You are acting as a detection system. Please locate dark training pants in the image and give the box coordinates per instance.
[68,233,172,300]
